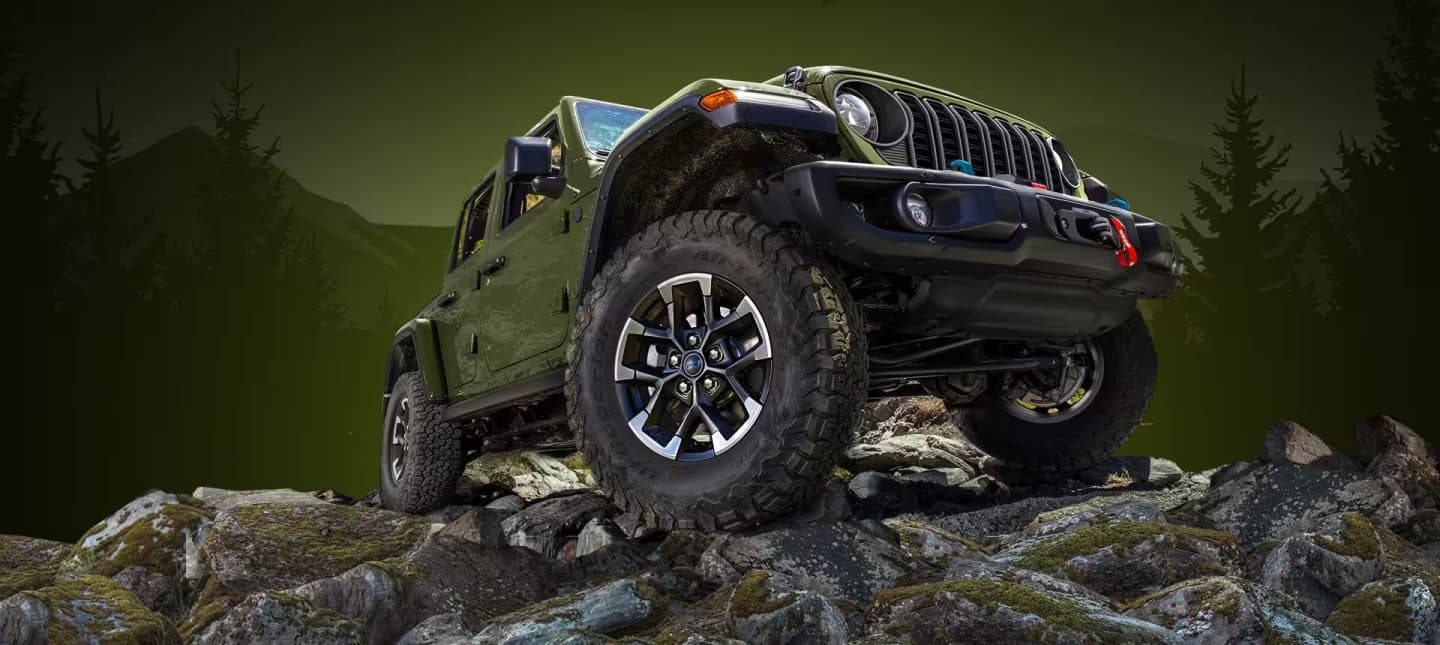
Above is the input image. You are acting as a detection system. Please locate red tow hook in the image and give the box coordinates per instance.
[1108,216,1138,268]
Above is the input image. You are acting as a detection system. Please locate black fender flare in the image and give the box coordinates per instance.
[577,91,839,295]
[384,319,448,403]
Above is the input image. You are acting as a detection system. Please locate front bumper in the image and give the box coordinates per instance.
[750,161,1182,338]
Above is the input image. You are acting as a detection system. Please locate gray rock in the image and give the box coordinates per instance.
[845,433,985,472]
[1185,463,1414,547]
[193,486,330,511]
[194,591,364,644]
[501,492,614,558]
[0,534,69,598]
[932,556,1112,608]
[293,534,563,643]
[1079,457,1186,488]
[726,570,847,644]
[1324,577,1438,643]
[649,530,715,570]
[438,508,508,548]
[995,520,1245,600]
[883,518,988,567]
[1355,415,1437,467]
[1003,497,1166,549]
[848,471,918,516]
[458,451,593,502]
[0,575,179,645]
[1260,513,1385,619]
[201,501,431,592]
[485,494,526,513]
[65,490,214,616]
[1208,461,1258,489]
[1124,576,1351,644]
[396,612,470,645]
[472,577,655,643]
[894,466,977,486]
[1262,420,1360,471]
[698,521,914,605]
[867,577,1176,643]
[1368,448,1440,512]
[573,518,626,558]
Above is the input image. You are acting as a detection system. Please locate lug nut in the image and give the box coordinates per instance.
[701,376,717,391]
[668,353,681,368]
[677,381,691,394]
[707,347,722,361]
[687,333,700,348]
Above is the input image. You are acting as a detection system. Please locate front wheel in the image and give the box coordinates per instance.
[567,211,867,531]
[950,313,1158,478]
[380,372,463,513]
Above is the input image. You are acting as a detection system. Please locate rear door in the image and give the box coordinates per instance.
[437,176,497,395]
[467,120,575,392]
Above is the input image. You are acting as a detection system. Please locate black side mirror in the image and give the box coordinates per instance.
[530,175,567,199]
[504,136,554,183]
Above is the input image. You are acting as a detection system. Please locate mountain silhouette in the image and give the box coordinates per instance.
[94,126,449,327]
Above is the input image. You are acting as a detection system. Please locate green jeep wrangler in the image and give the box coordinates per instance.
[380,66,1182,528]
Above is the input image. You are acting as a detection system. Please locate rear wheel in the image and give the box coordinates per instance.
[949,313,1158,478]
[568,211,867,530]
[380,372,463,513]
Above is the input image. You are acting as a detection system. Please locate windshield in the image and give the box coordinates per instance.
[574,100,647,155]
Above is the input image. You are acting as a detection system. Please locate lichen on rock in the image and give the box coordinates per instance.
[0,534,70,598]
[1324,576,1438,643]
[726,570,847,644]
[1260,512,1385,619]
[1123,575,1350,643]
[458,450,595,501]
[0,574,179,644]
[190,590,364,644]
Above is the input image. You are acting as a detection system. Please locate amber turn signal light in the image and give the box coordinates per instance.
[699,89,738,112]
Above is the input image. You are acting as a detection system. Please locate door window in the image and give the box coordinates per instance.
[452,179,494,269]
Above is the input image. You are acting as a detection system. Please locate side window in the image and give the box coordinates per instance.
[453,180,493,268]
[504,123,563,227]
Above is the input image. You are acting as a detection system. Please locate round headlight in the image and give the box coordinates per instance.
[904,193,932,228]
[835,91,879,141]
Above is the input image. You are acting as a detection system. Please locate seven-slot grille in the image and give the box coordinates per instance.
[893,91,1065,189]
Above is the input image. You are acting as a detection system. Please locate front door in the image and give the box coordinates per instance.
[468,122,575,391]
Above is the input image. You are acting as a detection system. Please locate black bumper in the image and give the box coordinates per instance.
[750,161,1182,339]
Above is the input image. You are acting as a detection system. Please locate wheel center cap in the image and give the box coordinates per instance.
[681,352,705,378]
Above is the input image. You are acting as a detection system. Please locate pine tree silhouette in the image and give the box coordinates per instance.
[79,89,122,184]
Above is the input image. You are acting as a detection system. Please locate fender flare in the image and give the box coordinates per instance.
[577,89,839,295]
[385,319,448,401]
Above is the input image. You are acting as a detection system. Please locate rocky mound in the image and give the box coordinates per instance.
[3,400,1437,644]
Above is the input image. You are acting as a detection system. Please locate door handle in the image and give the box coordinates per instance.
[438,291,458,308]
[481,256,507,276]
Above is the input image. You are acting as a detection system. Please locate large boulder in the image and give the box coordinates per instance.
[435,508,508,549]
[1359,416,1440,514]
[845,433,984,473]
[0,575,179,644]
[883,518,989,568]
[1260,420,1359,471]
[1260,513,1384,619]
[501,492,614,558]
[1124,576,1351,644]
[200,502,431,592]
[1355,415,1437,467]
[457,451,594,502]
[1184,463,1413,547]
[192,487,332,511]
[471,577,657,643]
[725,570,847,644]
[292,534,563,643]
[698,522,915,605]
[996,520,1244,600]
[65,490,214,615]
[1324,577,1438,643]
[0,535,69,598]
[866,579,1175,643]
[191,591,364,644]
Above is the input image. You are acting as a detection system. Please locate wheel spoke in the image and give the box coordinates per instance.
[623,317,674,343]
[614,360,668,385]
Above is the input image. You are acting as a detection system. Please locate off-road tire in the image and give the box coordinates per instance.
[380,371,463,513]
[950,313,1158,479]
[567,210,867,531]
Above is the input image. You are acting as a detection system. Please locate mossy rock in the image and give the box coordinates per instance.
[1314,512,1382,560]
[0,534,70,598]
[1325,577,1438,643]
[867,579,1172,643]
[729,571,796,618]
[67,490,214,579]
[1,574,179,644]
[200,501,431,592]
[461,450,592,501]
[193,591,364,644]
[1123,575,1348,643]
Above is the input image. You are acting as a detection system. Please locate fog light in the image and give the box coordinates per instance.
[903,193,932,228]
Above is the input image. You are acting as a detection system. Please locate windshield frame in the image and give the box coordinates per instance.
[570,99,648,158]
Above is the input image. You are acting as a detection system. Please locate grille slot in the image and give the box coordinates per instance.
[951,105,990,176]
[974,112,1011,177]
[1026,129,1054,188]
[998,119,1032,181]
[894,92,936,169]
[925,98,962,170]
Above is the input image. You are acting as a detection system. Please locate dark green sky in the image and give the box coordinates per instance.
[10,0,1389,226]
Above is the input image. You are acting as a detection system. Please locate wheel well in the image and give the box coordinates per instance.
[594,119,828,278]
[385,336,420,395]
